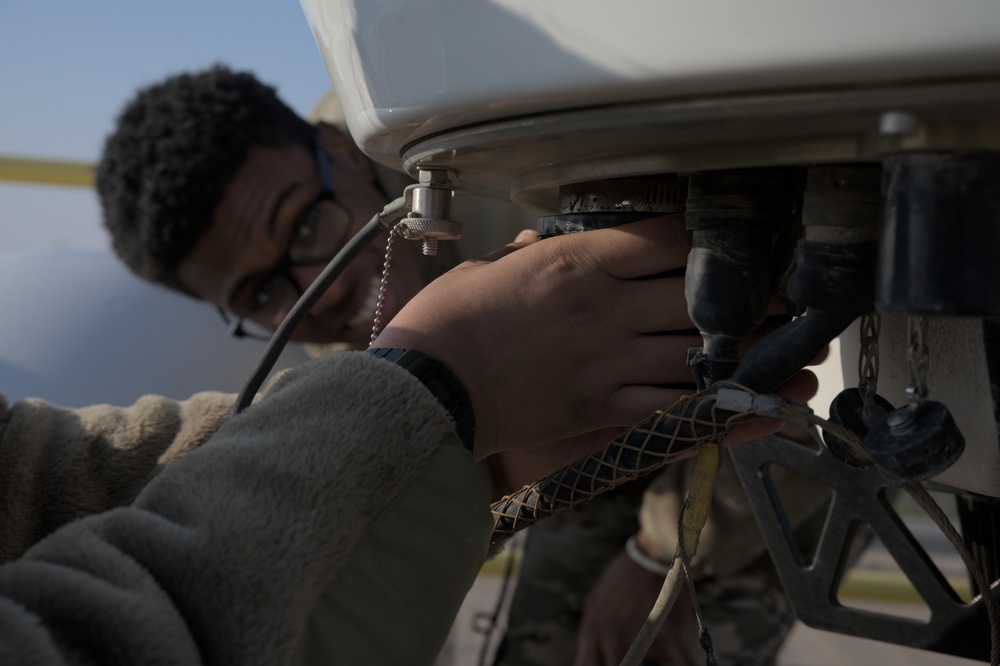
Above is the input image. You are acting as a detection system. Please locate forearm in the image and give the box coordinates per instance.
[0,390,233,561]
[0,352,492,665]
[297,435,492,665]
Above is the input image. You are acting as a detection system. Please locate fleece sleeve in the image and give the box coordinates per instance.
[0,389,234,562]
[0,351,493,666]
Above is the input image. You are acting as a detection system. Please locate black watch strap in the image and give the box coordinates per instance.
[366,348,476,452]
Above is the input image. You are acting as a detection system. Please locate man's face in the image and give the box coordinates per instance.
[177,125,427,345]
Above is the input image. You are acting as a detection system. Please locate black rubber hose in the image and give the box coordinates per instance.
[731,239,878,393]
[232,212,388,415]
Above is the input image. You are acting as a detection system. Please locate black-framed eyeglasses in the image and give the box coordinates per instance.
[217,135,353,340]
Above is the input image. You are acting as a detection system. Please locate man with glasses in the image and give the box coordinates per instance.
[214,134,353,339]
[99,65,539,349]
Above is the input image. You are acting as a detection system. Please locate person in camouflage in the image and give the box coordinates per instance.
[494,424,830,666]
[491,477,651,664]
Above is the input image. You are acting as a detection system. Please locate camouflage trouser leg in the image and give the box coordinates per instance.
[689,555,795,666]
[492,487,798,666]
[492,479,648,666]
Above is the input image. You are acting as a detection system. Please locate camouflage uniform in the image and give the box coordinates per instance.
[495,430,830,666]
[492,477,651,664]
[692,557,796,666]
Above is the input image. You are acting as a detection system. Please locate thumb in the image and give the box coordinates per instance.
[467,235,537,265]
[514,228,538,243]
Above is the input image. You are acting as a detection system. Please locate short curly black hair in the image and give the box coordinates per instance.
[97,64,315,292]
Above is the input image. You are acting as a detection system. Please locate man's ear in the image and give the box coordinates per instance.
[315,121,375,182]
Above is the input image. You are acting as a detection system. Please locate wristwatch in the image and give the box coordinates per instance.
[366,348,476,452]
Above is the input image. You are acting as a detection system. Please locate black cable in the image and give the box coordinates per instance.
[231,211,389,415]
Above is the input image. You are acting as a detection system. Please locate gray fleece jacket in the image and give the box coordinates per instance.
[0,351,492,665]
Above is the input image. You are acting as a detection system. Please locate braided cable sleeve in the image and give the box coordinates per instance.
[490,383,760,545]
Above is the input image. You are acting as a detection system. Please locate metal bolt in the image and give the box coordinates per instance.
[417,167,459,188]
[887,406,917,433]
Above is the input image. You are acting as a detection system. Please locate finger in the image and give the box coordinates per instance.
[609,276,694,334]
[723,369,819,446]
[611,334,702,386]
[810,344,831,366]
[724,417,784,447]
[514,228,538,243]
[463,239,535,265]
[605,367,817,439]
[765,296,789,316]
[558,214,692,280]
[600,385,695,428]
[776,368,819,403]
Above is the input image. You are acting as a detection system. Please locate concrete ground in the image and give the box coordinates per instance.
[438,575,985,666]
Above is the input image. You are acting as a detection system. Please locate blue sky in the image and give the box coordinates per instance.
[0,3,335,403]
[1,1,335,252]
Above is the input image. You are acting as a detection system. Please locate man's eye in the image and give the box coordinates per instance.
[247,281,277,313]
[294,207,320,246]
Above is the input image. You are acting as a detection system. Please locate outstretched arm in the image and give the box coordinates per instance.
[0,216,817,665]
[0,390,233,562]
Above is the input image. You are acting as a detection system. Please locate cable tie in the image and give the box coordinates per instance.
[715,388,783,418]
[715,387,754,412]
[750,393,784,419]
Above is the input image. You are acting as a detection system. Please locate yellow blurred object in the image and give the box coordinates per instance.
[0,155,94,188]
[679,441,720,557]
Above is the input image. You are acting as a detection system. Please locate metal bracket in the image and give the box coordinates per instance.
[729,431,998,661]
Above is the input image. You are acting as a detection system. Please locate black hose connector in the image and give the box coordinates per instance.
[732,239,879,394]
[685,168,801,387]
[731,164,883,394]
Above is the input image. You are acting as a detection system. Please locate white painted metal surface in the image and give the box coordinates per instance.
[302,0,1000,170]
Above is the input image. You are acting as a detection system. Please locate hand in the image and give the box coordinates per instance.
[373,215,703,459]
[574,543,697,666]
